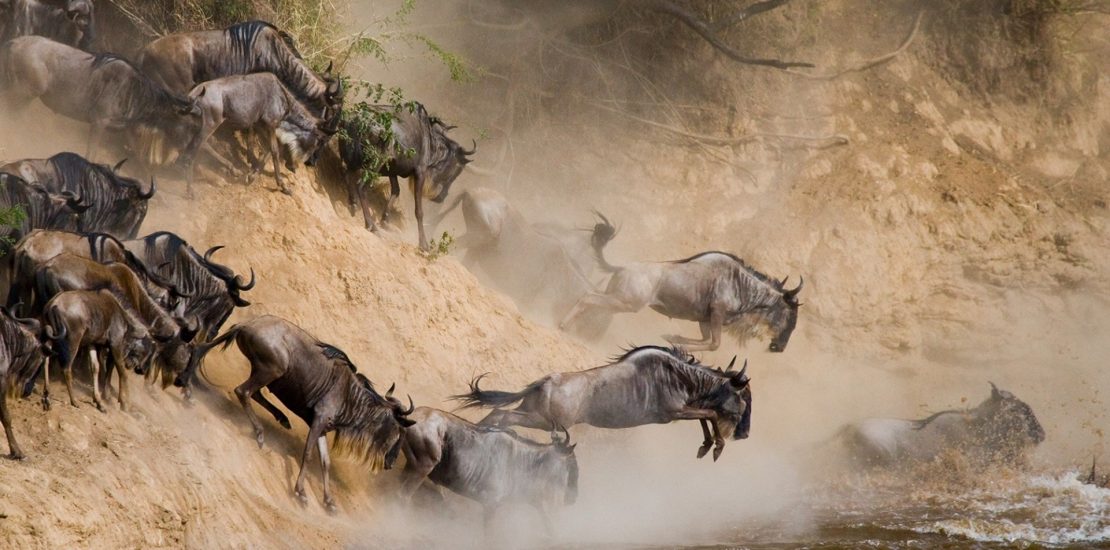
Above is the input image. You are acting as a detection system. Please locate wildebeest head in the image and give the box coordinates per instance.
[302,113,340,168]
[766,276,803,353]
[708,357,752,440]
[977,382,1045,455]
[125,333,158,376]
[427,122,475,204]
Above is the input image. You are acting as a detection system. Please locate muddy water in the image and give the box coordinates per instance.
[693,471,1110,549]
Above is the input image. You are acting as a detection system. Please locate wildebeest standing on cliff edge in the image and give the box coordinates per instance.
[0,304,49,459]
[401,407,578,533]
[191,315,415,512]
[1,153,155,238]
[455,346,752,461]
[0,37,200,161]
[0,0,95,50]
[339,102,475,250]
[561,248,803,352]
[837,382,1045,468]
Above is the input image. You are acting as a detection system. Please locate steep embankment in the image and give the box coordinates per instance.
[0,171,597,548]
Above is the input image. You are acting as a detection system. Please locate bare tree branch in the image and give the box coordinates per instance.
[787,9,924,80]
[710,0,794,33]
[646,0,815,69]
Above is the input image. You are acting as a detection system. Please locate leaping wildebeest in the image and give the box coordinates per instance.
[136,20,343,117]
[0,303,49,459]
[454,346,752,461]
[0,0,95,50]
[181,73,339,197]
[0,37,200,161]
[561,247,803,352]
[190,315,416,512]
[401,407,578,533]
[1,152,155,238]
[339,102,475,251]
[837,383,1045,468]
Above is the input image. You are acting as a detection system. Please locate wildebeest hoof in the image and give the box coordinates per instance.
[280,186,293,196]
[712,444,724,462]
[294,490,309,507]
[5,452,25,461]
[95,403,107,414]
[255,433,265,449]
[41,399,50,412]
[696,444,712,459]
[324,500,337,515]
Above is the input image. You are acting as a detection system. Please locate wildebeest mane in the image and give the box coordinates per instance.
[673,251,783,290]
[331,372,401,469]
[89,53,192,123]
[616,345,731,402]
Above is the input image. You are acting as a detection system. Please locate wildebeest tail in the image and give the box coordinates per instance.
[451,373,545,409]
[175,324,242,388]
[589,212,621,273]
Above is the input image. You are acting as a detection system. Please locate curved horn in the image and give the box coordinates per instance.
[779,276,789,287]
[113,158,128,172]
[203,245,225,262]
[138,177,156,199]
[403,395,415,415]
[234,267,256,291]
[461,140,477,157]
[739,359,748,378]
[561,426,571,447]
[725,355,737,372]
[324,60,333,74]
[989,381,1000,398]
[386,382,395,397]
[783,276,804,298]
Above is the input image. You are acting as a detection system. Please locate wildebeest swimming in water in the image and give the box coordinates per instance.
[182,73,339,197]
[0,37,199,161]
[454,346,752,461]
[0,303,49,459]
[0,0,95,50]
[339,102,475,251]
[837,383,1045,468]
[430,187,617,339]
[136,20,343,118]
[561,247,803,352]
[1,153,155,238]
[190,315,415,512]
[401,407,578,533]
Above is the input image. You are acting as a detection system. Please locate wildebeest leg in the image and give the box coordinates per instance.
[293,418,328,507]
[533,503,554,537]
[381,175,401,225]
[61,346,80,408]
[709,420,726,461]
[41,356,52,411]
[0,382,25,460]
[269,131,291,195]
[559,292,639,331]
[666,322,711,345]
[113,352,130,412]
[234,368,282,448]
[245,128,266,183]
[413,172,430,251]
[89,348,107,413]
[478,408,554,430]
[351,171,378,231]
[697,419,714,459]
[251,392,292,429]
[317,435,337,514]
[664,312,723,352]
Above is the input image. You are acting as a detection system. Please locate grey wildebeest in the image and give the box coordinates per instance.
[430,187,616,338]
[190,315,416,512]
[0,0,94,50]
[123,231,254,390]
[0,304,49,458]
[182,73,338,197]
[0,37,199,161]
[41,289,158,411]
[455,346,752,461]
[339,102,475,250]
[837,383,1045,468]
[401,407,578,532]
[0,172,87,247]
[561,248,803,352]
[136,20,343,117]
[1,152,155,238]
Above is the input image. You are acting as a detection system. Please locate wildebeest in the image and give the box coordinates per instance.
[339,102,475,250]
[122,231,254,389]
[837,383,1046,467]
[431,187,616,337]
[401,407,578,532]
[454,346,752,460]
[0,0,94,50]
[0,37,199,160]
[0,172,87,246]
[0,303,48,458]
[191,315,415,512]
[182,73,338,197]
[560,248,803,352]
[136,20,342,117]
[1,153,155,238]
[41,289,157,411]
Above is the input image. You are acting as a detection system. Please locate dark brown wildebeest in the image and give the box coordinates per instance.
[1,152,155,238]
[136,20,342,117]
[0,0,94,50]
[561,248,803,352]
[401,407,578,533]
[123,231,254,390]
[190,315,415,512]
[182,73,338,197]
[0,303,49,458]
[0,172,87,248]
[430,187,616,338]
[0,37,199,161]
[837,383,1045,468]
[455,346,752,461]
[339,102,475,251]
[41,289,157,411]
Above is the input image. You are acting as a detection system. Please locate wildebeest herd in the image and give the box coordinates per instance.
[0,5,1053,536]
